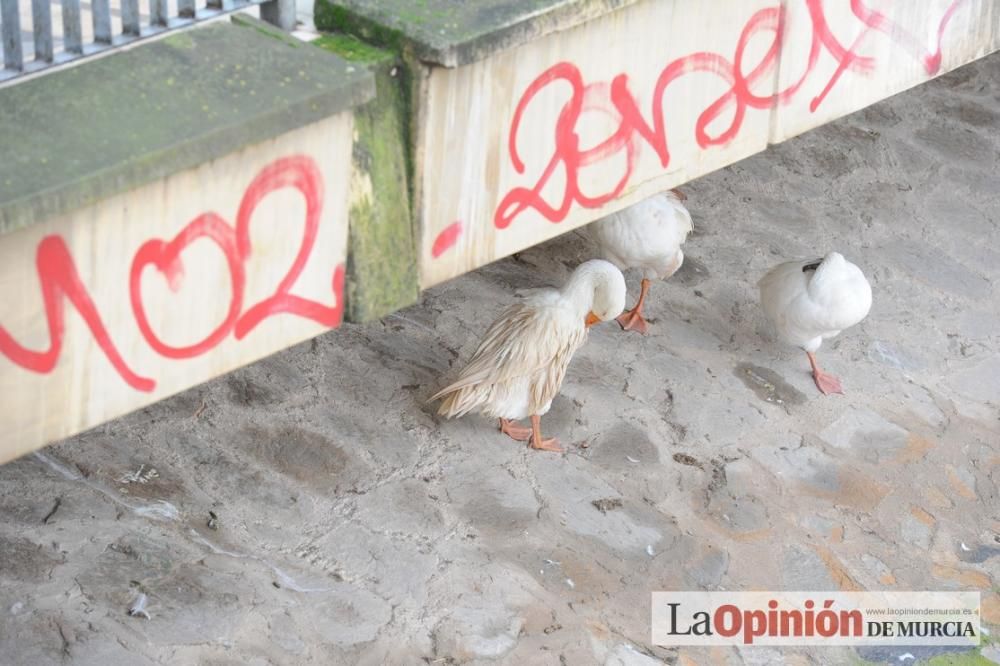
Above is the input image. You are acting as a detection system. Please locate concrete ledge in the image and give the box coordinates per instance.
[0,20,374,236]
[314,0,637,67]
[0,20,373,463]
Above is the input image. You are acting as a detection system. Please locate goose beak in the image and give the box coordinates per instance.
[670,188,687,201]
[585,311,601,327]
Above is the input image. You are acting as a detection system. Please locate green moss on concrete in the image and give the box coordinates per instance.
[310,40,417,320]
[314,0,409,55]
[393,50,418,209]
[230,13,303,47]
[313,32,392,64]
[312,0,640,66]
[0,20,374,236]
[162,31,196,49]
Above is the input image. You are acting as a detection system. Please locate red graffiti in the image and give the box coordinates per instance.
[130,213,244,359]
[130,155,344,358]
[233,156,343,339]
[2,156,344,392]
[847,0,964,75]
[495,0,965,230]
[0,236,155,392]
[431,221,464,258]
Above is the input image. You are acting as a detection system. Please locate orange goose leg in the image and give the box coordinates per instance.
[616,278,651,334]
[807,351,843,395]
[499,418,532,442]
[529,415,562,452]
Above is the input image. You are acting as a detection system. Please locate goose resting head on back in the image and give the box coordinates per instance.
[758,251,872,395]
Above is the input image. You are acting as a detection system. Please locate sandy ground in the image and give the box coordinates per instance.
[2,53,999,666]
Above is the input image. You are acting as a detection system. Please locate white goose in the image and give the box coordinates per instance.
[432,260,626,452]
[758,252,872,395]
[588,189,692,333]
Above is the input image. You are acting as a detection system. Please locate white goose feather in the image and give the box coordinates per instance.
[433,260,626,422]
[758,252,872,353]
[589,190,693,280]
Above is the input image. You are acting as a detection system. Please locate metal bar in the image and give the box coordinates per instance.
[149,0,168,26]
[0,0,279,82]
[1,0,24,70]
[91,0,111,43]
[32,0,54,61]
[259,0,294,31]
[61,0,83,54]
[120,0,139,35]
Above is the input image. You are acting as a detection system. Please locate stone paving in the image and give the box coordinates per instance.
[0,52,998,665]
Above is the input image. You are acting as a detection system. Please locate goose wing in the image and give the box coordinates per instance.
[591,196,692,274]
[432,302,587,417]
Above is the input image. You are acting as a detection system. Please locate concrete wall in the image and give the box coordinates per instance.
[3,1,999,462]
[0,20,373,464]
[414,0,1000,288]
[0,115,355,462]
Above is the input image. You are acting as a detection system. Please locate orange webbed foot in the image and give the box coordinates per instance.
[616,308,650,334]
[499,418,532,442]
[528,415,563,453]
[530,436,563,453]
[616,278,652,334]
[812,370,844,395]
[806,352,844,396]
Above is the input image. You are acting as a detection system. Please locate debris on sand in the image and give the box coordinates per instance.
[591,498,623,514]
[128,593,151,620]
[118,465,159,485]
[672,453,703,469]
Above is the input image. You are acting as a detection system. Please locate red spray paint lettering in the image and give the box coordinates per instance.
[0,236,156,392]
[130,212,245,360]
[2,156,344,392]
[232,156,344,339]
[431,221,464,258]
[495,0,965,230]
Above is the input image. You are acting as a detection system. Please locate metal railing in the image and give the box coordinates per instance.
[0,0,294,82]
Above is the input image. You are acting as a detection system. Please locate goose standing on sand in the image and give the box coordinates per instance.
[758,252,872,395]
[432,260,626,452]
[588,189,692,333]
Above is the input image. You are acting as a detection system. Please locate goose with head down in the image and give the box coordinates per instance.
[588,188,692,334]
[758,252,873,395]
[432,260,626,452]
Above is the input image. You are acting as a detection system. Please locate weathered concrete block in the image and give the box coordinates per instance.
[312,33,420,322]
[0,21,374,463]
[316,0,1000,289]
